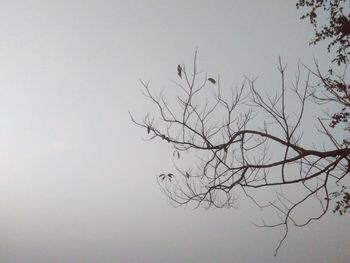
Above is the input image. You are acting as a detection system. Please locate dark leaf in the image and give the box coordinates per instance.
[208,77,216,84]
[177,64,182,78]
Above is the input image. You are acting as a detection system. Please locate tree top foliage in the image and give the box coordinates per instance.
[297,0,350,65]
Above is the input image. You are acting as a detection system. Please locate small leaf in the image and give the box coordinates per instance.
[147,126,151,134]
[186,172,190,178]
[177,64,182,78]
[208,78,216,84]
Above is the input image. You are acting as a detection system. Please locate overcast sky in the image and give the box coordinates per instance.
[0,1,349,262]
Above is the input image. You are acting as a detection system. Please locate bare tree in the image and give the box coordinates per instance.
[131,1,350,255]
[130,52,349,254]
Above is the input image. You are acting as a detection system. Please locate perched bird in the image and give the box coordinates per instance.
[177,64,182,78]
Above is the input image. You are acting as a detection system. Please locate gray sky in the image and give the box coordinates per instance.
[0,0,349,262]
